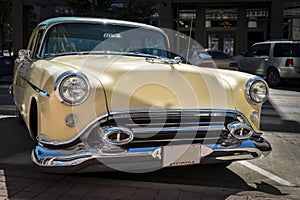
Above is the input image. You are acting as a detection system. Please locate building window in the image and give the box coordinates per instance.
[52,6,74,16]
[176,9,196,38]
[246,8,269,29]
[205,9,237,27]
[179,9,196,20]
[246,8,269,19]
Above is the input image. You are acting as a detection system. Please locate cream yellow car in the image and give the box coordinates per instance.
[11,17,271,173]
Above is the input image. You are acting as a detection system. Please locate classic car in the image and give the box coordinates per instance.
[11,17,271,173]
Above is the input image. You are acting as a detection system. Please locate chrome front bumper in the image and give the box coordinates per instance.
[32,109,271,173]
[32,137,271,173]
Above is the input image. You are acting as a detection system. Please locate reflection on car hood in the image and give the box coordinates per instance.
[50,54,235,111]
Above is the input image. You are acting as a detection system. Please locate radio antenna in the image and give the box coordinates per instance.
[186,18,193,64]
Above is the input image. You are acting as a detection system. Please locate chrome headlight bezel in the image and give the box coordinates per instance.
[245,77,269,105]
[55,71,90,106]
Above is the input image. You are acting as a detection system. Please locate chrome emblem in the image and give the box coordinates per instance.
[102,127,134,145]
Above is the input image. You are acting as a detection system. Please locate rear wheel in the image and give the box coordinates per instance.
[267,68,281,87]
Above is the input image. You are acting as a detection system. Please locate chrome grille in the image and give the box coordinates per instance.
[102,109,243,147]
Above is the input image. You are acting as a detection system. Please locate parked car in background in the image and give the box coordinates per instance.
[11,17,271,173]
[180,49,239,70]
[0,53,14,79]
[207,49,239,70]
[234,40,300,87]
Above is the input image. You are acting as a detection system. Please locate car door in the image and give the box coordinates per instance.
[252,43,270,76]
[238,43,270,76]
[13,28,44,114]
[238,44,259,73]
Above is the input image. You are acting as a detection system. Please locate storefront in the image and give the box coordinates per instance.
[159,0,284,55]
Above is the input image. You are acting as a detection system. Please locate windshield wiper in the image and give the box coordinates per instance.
[122,51,160,58]
[145,56,182,64]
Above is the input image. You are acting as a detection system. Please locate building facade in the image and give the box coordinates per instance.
[11,0,300,56]
[159,0,285,55]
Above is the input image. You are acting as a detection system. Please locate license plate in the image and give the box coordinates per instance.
[163,144,201,167]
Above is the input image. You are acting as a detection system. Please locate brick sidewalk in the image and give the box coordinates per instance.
[0,167,297,200]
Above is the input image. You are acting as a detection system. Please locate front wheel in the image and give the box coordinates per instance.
[267,68,281,87]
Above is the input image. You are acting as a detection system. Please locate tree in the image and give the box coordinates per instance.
[0,0,13,54]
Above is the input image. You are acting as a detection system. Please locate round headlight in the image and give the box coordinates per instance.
[55,72,90,105]
[246,78,269,104]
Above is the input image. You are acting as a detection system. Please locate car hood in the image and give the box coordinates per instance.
[50,55,236,112]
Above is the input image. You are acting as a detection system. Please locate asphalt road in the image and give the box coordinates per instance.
[0,76,299,199]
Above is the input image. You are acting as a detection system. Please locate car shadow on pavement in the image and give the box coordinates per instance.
[273,80,300,92]
[0,117,35,158]
[261,100,300,133]
[261,77,300,133]
[75,163,287,198]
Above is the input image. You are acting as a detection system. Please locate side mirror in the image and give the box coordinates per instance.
[18,49,31,61]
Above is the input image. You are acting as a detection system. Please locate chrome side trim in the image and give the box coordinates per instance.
[20,75,50,97]
[8,85,13,96]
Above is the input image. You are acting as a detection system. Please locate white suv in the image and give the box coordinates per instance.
[234,40,300,87]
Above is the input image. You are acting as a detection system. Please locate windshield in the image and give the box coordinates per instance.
[41,23,169,58]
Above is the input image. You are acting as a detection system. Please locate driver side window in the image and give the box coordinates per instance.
[245,45,259,57]
[256,44,270,57]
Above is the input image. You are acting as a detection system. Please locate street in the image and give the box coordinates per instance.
[0,76,299,200]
